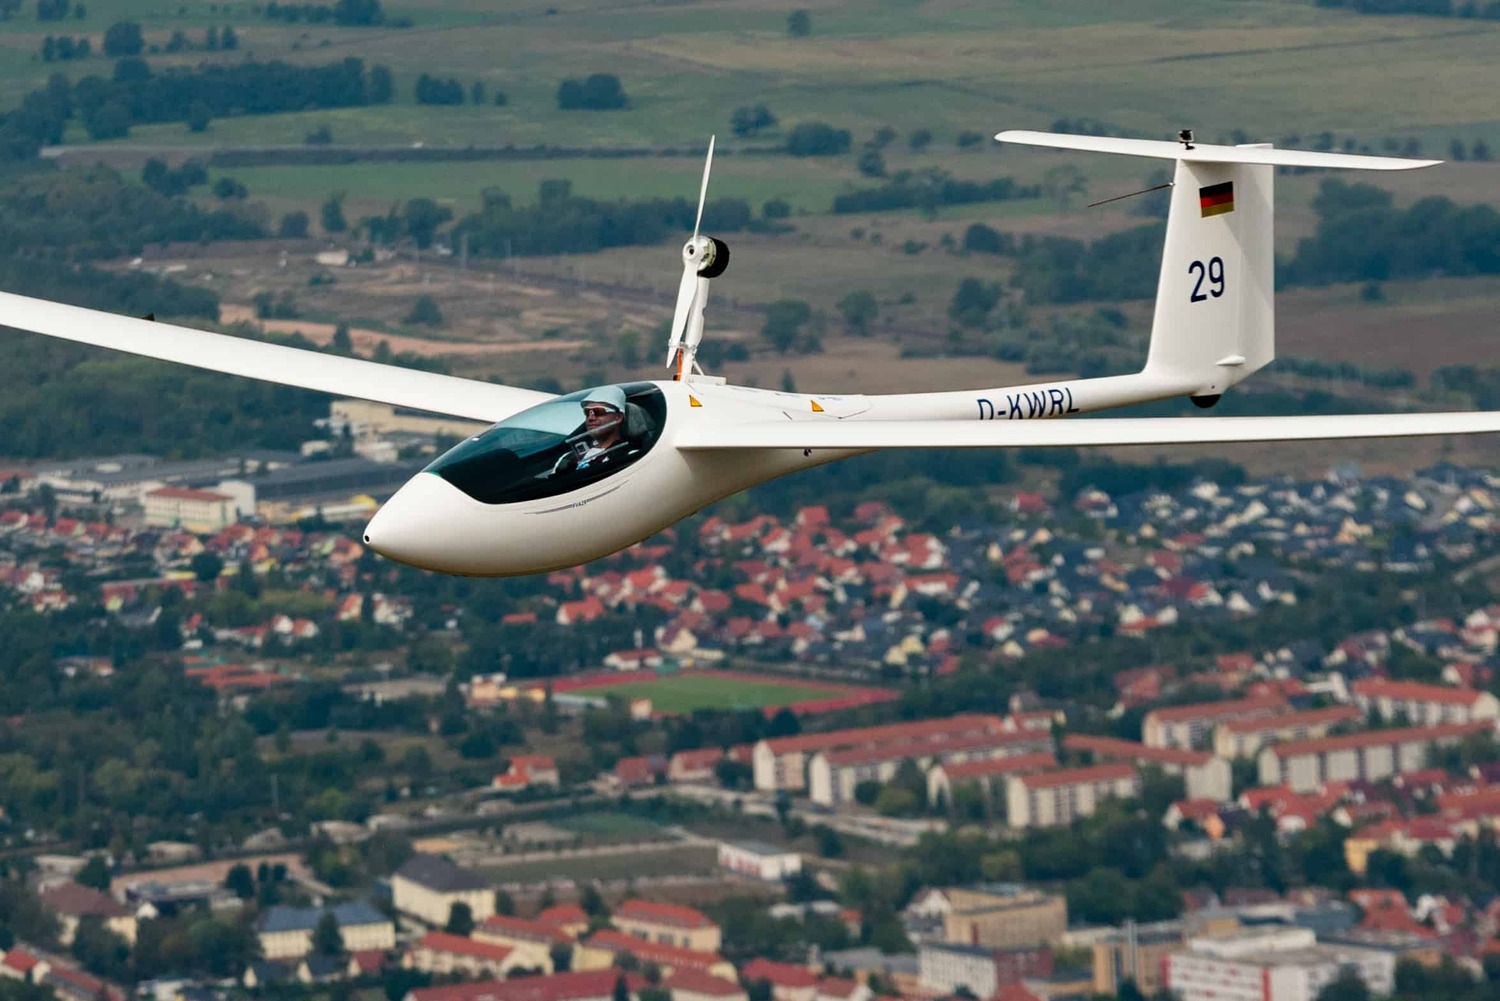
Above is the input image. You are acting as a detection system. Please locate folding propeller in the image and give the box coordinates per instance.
[665,136,729,378]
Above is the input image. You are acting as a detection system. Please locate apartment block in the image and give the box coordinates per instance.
[1351,678,1500,727]
[809,728,1053,807]
[1257,721,1493,793]
[1063,734,1232,802]
[752,714,1006,792]
[1005,763,1140,829]
[927,752,1057,808]
[1142,696,1287,751]
[1212,705,1362,760]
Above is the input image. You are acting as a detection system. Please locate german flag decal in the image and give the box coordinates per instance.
[1199,181,1234,218]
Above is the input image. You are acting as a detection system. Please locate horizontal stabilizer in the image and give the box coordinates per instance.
[996,130,1440,170]
[0,290,551,423]
[677,413,1500,451]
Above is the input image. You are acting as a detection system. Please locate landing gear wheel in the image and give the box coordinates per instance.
[1190,394,1221,409]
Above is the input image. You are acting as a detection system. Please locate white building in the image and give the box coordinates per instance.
[1142,696,1287,750]
[256,902,395,960]
[392,854,494,927]
[1212,705,1363,760]
[809,728,1052,807]
[1005,763,1140,829]
[1257,720,1494,792]
[1351,678,1500,727]
[1165,926,1393,1001]
[144,486,242,532]
[1063,735,1232,802]
[718,840,801,881]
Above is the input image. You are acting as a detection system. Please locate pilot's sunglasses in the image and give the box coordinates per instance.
[583,407,617,417]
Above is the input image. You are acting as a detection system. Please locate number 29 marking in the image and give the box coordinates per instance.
[1188,257,1225,302]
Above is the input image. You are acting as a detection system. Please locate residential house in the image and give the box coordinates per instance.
[494,755,560,792]
[38,881,138,946]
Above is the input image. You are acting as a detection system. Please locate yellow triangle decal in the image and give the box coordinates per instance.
[689,395,702,408]
[810,400,825,413]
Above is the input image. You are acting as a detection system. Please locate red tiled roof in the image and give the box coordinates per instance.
[1265,720,1493,758]
[1064,733,1212,767]
[822,728,1045,768]
[740,959,818,988]
[937,752,1057,781]
[1144,695,1287,724]
[481,914,574,945]
[2,949,41,973]
[408,971,633,1001]
[615,900,715,930]
[1218,705,1362,734]
[584,930,725,972]
[1016,762,1137,790]
[39,881,131,918]
[759,714,1004,756]
[538,905,588,927]
[417,931,514,962]
[1353,678,1486,707]
[664,972,744,997]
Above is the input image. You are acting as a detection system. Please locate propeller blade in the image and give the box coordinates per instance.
[692,135,716,241]
[666,262,700,365]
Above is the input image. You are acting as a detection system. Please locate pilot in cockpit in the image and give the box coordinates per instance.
[551,386,645,478]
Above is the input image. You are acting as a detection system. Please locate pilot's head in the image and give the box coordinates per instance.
[581,386,627,445]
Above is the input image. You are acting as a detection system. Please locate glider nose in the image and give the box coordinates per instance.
[364,473,475,572]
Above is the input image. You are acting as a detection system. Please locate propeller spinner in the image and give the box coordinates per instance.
[666,136,729,379]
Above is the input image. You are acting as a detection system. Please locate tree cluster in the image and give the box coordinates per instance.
[832,170,1039,214]
[731,104,777,137]
[415,74,465,105]
[455,181,751,258]
[40,34,89,60]
[265,0,394,25]
[557,73,628,110]
[786,121,850,156]
[1282,179,1500,286]
[1316,0,1500,16]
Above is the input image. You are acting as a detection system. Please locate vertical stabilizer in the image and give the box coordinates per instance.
[1143,151,1274,399]
[995,131,1438,404]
